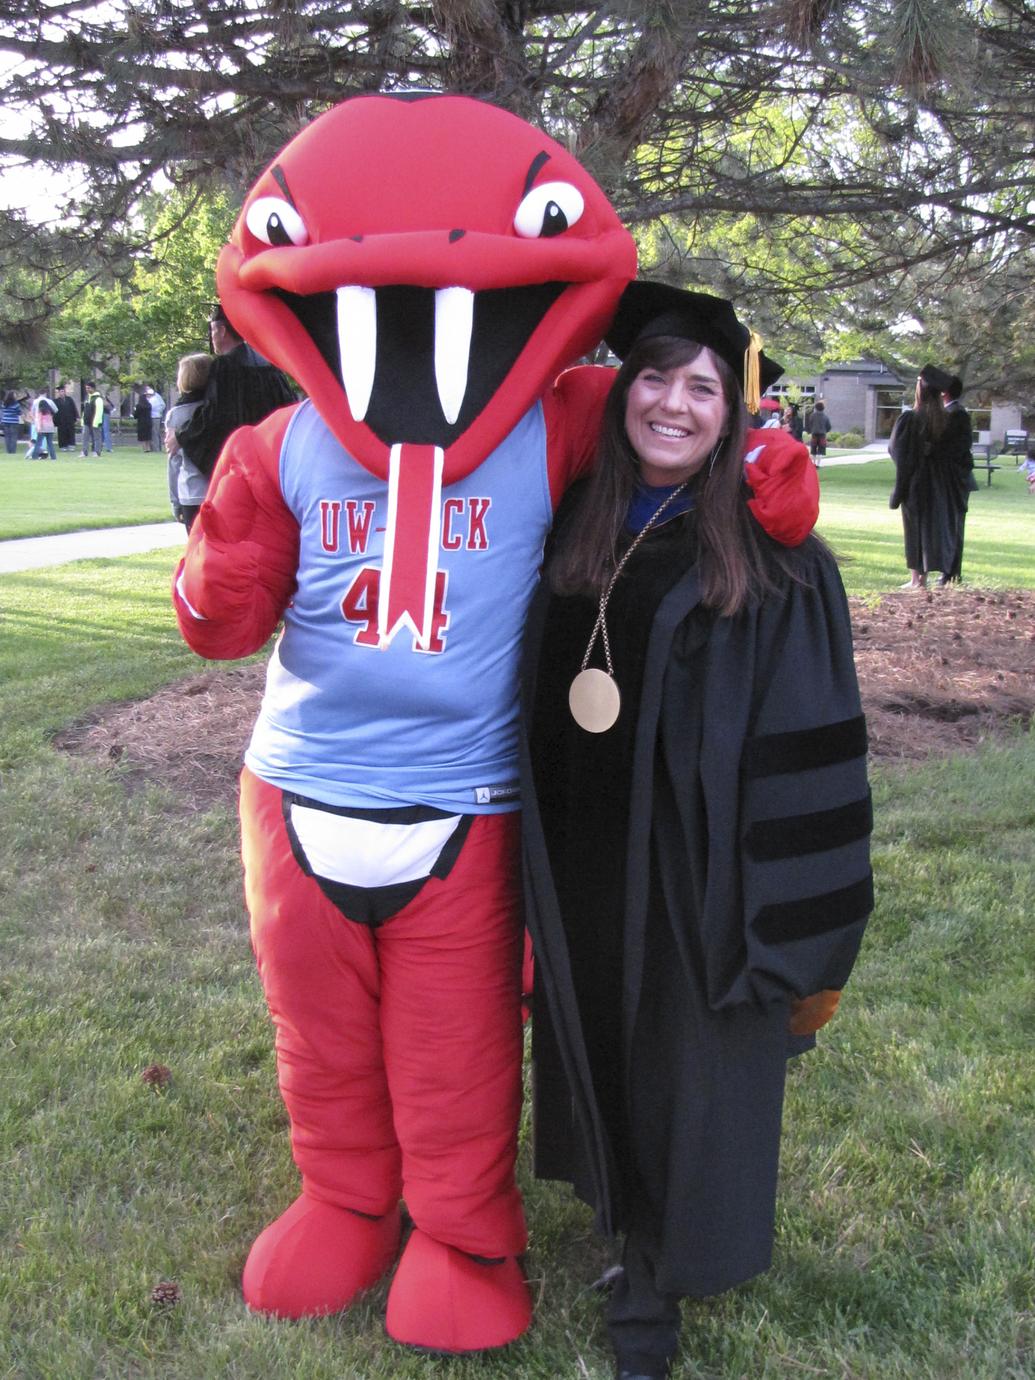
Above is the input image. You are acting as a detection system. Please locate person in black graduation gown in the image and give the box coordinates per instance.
[520,283,873,1380]
[172,302,296,478]
[54,384,79,450]
[135,391,153,447]
[889,363,973,588]
[940,374,977,584]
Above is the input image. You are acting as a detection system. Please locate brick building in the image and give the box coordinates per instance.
[767,358,1023,445]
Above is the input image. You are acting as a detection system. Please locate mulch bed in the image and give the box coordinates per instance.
[53,589,1035,810]
[851,587,1035,761]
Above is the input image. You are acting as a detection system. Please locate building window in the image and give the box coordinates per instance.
[874,386,909,439]
[967,391,992,435]
[970,409,992,434]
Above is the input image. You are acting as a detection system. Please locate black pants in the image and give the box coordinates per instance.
[943,510,967,582]
[607,1231,680,1378]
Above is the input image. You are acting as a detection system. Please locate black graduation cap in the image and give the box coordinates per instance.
[919,363,953,393]
[605,281,783,410]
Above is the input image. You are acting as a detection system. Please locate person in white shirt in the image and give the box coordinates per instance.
[31,391,58,460]
[148,387,166,451]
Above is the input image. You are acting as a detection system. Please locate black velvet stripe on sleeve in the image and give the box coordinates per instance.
[744,791,873,862]
[743,715,868,779]
[751,872,874,945]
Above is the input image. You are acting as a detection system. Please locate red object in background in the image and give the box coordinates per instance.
[759,397,782,411]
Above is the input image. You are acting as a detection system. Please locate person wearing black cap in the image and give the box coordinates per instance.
[889,364,974,588]
[941,374,977,583]
[805,399,831,464]
[520,283,873,1380]
[169,302,296,479]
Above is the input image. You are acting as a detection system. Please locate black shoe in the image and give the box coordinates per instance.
[615,1360,671,1380]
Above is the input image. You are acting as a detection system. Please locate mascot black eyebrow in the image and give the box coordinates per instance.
[173,92,818,1353]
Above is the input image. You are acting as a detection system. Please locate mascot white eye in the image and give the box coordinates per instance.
[245,196,309,247]
[513,181,584,239]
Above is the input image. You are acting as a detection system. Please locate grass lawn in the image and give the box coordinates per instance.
[0,445,172,538]
[1,496,1033,1377]
[816,458,1035,594]
[0,550,205,768]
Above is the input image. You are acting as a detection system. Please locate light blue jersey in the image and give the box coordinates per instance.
[246,400,553,811]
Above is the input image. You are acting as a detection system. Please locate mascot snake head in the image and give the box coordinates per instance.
[217,93,636,484]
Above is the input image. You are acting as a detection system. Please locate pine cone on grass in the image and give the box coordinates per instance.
[150,1280,182,1308]
[140,1064,172,1090]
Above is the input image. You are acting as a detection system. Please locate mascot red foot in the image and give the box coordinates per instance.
[172,93,818,1352]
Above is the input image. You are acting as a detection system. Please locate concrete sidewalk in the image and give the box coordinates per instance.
[822,447,890,466]
[0,522,186,574]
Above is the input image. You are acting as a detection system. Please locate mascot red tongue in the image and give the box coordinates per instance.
[217,93,635,649]
[174,92,816,1354]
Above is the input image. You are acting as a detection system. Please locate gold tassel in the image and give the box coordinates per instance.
[744,330,763,414]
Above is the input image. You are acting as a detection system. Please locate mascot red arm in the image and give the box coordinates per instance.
[173,411,298,658]
[172,93,816,1355]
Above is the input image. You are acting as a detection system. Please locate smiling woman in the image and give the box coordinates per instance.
[545,289,790,617]
[622,350,729,486]
[522,282,873,1380]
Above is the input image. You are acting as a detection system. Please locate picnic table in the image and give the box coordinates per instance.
[972,452,1001,485]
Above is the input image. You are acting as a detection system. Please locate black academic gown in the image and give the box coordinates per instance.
[943,402,976,580]
[889,409,973,575]
[135,398,152,443]
[173,343,296,476]
[520,519,873,1298]
[55,395,78,447]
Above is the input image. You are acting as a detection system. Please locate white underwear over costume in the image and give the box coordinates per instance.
[288,805,464,888]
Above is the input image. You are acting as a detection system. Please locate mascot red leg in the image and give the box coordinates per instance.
[238,770,527,1342]
[172,92,817,1352]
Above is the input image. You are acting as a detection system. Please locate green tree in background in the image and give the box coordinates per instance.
[45,279,141,391]
[1,2,1032,394]
[128,191,238,380]
[31,191,237,397]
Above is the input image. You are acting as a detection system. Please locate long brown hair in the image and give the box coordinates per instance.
[549,335,805,615]
[915,377,947,442]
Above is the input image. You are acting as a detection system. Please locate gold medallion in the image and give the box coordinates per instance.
[568,667,621,733]
[566,478,688,735]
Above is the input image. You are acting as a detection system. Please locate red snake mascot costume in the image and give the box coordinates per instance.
[173,93,818,1352]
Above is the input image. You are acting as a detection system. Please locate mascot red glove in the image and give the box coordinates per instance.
[173,93,816,1353]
